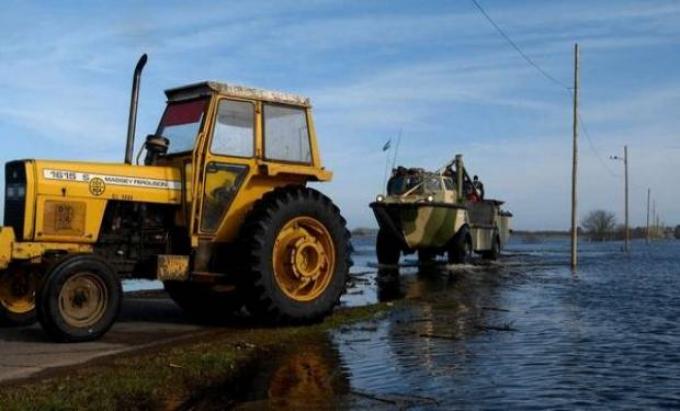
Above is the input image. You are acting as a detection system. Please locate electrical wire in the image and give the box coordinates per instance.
[578,112,620,178]
[470,0,571,91]
[470,0,620,180]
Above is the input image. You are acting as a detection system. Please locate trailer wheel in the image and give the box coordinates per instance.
[377,229,401,266]
[417,250,436,264]
[37,255,121,342]
[240,186,350,323]
[164,281,243,321]
[483,235,501,260]
[448,227,472,264]
[0,267,38,326]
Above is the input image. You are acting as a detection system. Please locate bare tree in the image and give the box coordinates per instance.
[582,210,617,241]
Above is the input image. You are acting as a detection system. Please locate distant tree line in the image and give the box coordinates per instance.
[582,210,616,241]
[581,209,677,241]
[350,227,379,236]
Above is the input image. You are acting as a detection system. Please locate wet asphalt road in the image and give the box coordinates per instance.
[0,293,205,383]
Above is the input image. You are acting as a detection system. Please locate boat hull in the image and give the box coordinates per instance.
[370,202,467,249]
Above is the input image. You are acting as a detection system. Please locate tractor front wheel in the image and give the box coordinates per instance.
[37,255,121,342]
[0,267,38,326]
[240,187,350,323]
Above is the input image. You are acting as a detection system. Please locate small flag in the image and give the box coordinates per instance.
[382,139,391,152]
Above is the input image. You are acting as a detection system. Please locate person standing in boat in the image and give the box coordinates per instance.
[473,175,485,200]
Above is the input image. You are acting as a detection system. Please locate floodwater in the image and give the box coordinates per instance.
[204,235,680,410]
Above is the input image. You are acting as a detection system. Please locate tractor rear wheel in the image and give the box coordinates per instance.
[37,255,121,342]
[164,281,243,320]
[0,267,38,326]
[239,186,350,323]
[376,229,401,266]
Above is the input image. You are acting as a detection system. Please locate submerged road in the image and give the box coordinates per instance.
[0,292,207,384]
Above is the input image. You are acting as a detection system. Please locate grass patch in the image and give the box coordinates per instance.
[0,303,392,411]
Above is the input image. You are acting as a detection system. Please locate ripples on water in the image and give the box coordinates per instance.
[213,237,680,409]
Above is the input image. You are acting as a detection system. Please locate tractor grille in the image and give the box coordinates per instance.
[4,161,27,240]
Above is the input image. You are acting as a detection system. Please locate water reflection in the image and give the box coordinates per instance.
[231,336,351,410]
[375,268,403,302]
[212,238,680,409]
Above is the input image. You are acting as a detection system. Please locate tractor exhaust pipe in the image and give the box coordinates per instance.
[125,54,148,164]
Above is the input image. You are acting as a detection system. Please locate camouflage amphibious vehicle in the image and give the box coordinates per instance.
[370,155,511,265]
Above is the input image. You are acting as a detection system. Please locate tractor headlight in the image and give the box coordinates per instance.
[426,195,434,202]
[376,195,385,202]
[6,184,25,199]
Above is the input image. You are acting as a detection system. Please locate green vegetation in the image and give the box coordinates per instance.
[0,303,391,411]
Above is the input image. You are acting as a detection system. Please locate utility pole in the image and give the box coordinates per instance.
[652,199,656,239]
[624,145,629,251]
[570,43,579,269]
[646,188,651,243]
[610,146,629,252]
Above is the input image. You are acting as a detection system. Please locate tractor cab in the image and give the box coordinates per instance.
[141,82,332,244]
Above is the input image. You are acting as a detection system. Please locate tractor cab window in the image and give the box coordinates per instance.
[201,163,248,232]
[211,99,254,157]
[158,98,207,155]
[264,104,312,163]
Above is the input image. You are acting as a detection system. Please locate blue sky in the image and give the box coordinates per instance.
[0,0,678,230]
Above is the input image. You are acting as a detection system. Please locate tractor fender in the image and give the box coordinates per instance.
[0,227,16,270]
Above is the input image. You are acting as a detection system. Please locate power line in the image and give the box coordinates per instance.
[578,112,620,178]
[470,0,619,179]
[470,0,571,91]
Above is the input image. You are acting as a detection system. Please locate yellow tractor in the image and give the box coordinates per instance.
[0,55,351,342]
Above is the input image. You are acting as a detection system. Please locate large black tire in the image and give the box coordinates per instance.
[37,255,122,342]
[483,235,501,261]
[0,267,38,327]
[417,249,436,264]
[239,186,350,323]
[164,281,243,320]
[376,229,401,266]
[448,227,472,264]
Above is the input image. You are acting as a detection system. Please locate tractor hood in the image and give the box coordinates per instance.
[31,160,182,205]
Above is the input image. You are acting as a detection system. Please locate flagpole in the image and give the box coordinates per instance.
[391,128,403,170]
[382,139,392,195]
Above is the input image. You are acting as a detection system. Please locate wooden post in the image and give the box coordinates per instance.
[570,43,579,269]
[624,145,629,252]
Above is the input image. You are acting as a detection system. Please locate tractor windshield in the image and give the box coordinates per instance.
[158,98,207,154]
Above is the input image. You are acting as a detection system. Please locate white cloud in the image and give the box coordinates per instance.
[0,0,678,230]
